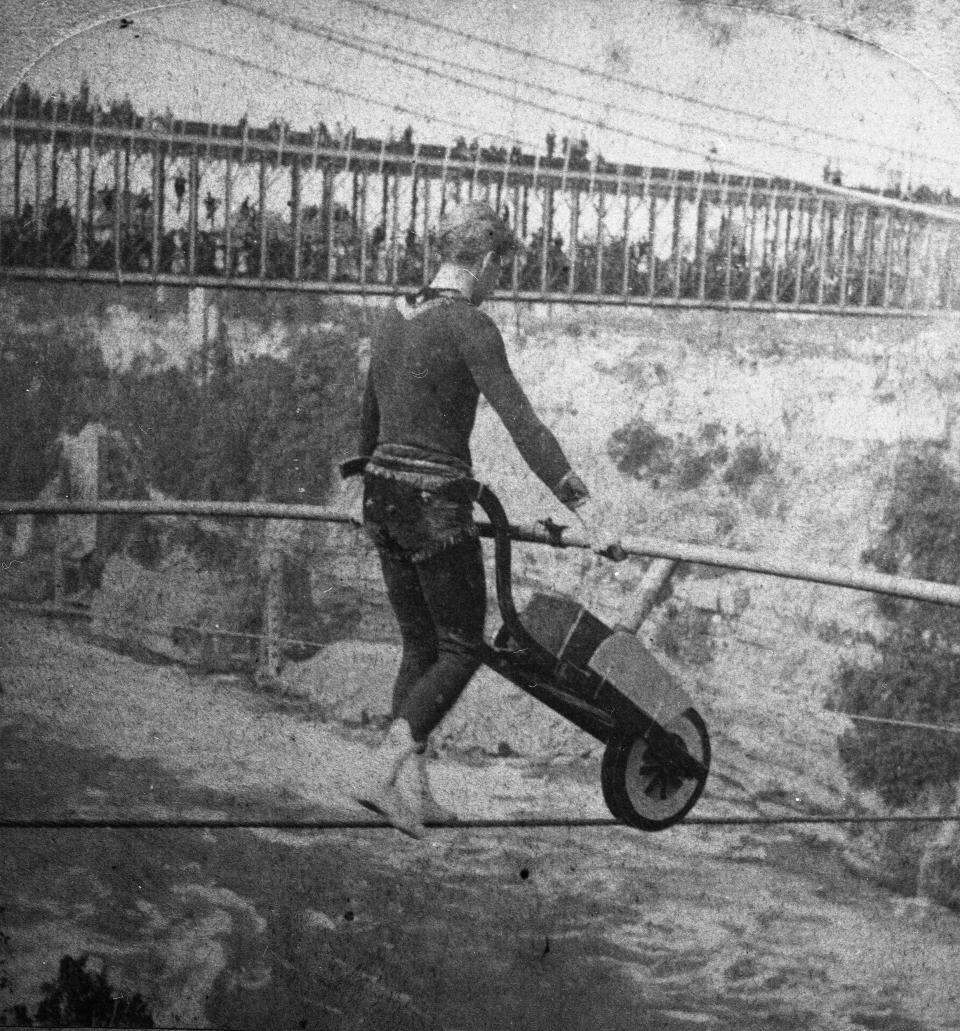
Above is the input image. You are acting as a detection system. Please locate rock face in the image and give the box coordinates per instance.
[5,283,960,905]
[88,522,359,673]
[919,834,960,909]
[917,783,960,909]
[3,421,151,601]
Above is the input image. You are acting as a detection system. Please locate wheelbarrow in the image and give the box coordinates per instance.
[471,481,710,831]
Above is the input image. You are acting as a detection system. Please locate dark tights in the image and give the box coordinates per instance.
[377,536,486,743]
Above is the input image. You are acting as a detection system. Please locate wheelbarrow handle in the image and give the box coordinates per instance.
[468,480,563,672]
[468,479,521,628]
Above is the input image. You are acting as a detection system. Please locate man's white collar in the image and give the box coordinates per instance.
[430,265,478,299]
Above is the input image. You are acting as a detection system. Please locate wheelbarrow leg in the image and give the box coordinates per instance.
[590,556,711,830]
[617,557,680,633]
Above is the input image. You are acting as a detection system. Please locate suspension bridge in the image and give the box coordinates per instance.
[3,97,960,312]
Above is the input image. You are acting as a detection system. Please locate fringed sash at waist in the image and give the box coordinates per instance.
[368,443,473,490]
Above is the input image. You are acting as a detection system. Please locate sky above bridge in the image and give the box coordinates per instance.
[7,0,960,192]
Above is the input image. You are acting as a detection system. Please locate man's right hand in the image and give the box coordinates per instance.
[555,471,590,508]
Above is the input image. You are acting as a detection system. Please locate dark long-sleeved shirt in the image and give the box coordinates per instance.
[359,293,572,493]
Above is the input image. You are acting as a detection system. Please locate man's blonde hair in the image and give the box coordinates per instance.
[437,201,519,265]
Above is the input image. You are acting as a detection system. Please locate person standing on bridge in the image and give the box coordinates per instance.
[342,200,622,837]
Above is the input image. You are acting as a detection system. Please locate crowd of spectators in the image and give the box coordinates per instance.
[4,182,940,307]
[1,88,954,307]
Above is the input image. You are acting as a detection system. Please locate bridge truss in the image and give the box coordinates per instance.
[2,108,960,313]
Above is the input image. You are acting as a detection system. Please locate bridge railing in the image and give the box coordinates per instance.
[3,111,960,313]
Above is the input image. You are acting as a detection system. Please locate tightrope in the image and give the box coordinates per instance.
[2,813,959,831]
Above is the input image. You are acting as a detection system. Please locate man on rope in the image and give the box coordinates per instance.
[343,200,622,838]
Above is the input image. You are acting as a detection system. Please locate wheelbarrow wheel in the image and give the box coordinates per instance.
[601,708,710,831]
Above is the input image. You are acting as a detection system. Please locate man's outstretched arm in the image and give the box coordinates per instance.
[461,321,576,497]
[463,319,625,557]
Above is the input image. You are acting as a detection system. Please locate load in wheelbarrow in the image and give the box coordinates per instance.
[471,481,710,831]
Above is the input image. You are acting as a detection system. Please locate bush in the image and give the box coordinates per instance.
[830,444,960,807]
[652,603,715,665]
[607,417,672,479]
[834,631,960,807]
[674,449,716,490]
[608,417,737,492]
[862,442,960,599]
[0,309,360,507]
[675,436,729,490]
[1,953,154,1028]
[721,439,776,494]
[0,321,110,500]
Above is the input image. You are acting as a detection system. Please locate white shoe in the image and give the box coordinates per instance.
[352,720,425,839]
[406,752,458,825]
